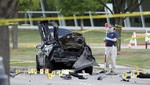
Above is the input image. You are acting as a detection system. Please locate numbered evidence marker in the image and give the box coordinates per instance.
[47,73,52,79]
[40,69,44,74]
[135,66,139,72]
[131,72,135,78]
[122,72,127,79]
[45,69,49,74]
[30,69,34,74]
[24,70,28,75]
[28,69,36,74]
[28,69,31,74]
[51,71,56,77]
[57,70,63,76]
[33,69,37,74]
[16,69,21,74]
[136,71,140,76]
[142,69,145,74]
[134,66,140,76]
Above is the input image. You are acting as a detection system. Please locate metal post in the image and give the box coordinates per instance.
[104,7,110,24]
[124,1,131,27]
[59,14,66,26]
[24,12,27,24]
[28,12,33,26]
[57,13,62,26]
[73,14,78,27]
[40,0,46,18]
[105,8,110,24]
[138,0,145,28]
[105,3,113,24]
[145,41,148,49]
[89,11,94,27]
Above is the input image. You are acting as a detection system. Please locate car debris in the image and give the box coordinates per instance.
[60,74,72,80]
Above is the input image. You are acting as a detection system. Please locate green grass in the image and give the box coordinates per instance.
[10,29,150,68]
[10,61,35,66]
[10,29,41,43]
[92,48,150,68]
[116,49,150,68]
[10,47,37,61]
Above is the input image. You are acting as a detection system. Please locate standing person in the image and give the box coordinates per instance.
[104,24,118,74]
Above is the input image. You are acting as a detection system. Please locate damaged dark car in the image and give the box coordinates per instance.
[36,21,97,74]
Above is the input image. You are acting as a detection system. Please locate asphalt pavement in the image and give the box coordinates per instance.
[10,65,150,85]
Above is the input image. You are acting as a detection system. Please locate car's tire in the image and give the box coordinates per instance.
[47,62,54,72]
[45,57,54,72]
[84,66,93,75]
[36,55,41,72]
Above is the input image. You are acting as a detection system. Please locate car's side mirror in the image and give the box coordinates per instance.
[36,45,42,49]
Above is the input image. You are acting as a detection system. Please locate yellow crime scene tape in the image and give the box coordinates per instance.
[74,28,102,33]
[0,11,150,25]
[124,34,150,41]
[1,11,149,41]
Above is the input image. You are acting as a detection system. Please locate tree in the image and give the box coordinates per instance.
[18,0,40,11]
[0,0,40,84]
[55,0,100,30]
[11,0,40,49]
[0,1,18,84]
[45,0,57,11]
[98,0,144,51]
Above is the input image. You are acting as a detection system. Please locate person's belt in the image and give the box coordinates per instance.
[106,45,116,47]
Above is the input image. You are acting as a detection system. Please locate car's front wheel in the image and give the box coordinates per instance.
[45,57,54,72]
[36,55,41,72]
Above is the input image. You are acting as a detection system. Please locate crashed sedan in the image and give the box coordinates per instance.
[36,21,97,74]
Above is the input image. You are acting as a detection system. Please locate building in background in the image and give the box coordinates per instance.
[18,0,150,28]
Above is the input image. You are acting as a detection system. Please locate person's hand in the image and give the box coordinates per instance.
[103,37,110,40]
[103,37,106,41]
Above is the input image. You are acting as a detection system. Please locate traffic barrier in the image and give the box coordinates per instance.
[129,32,150,47]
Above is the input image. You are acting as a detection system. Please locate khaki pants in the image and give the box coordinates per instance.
[105,46,117,69]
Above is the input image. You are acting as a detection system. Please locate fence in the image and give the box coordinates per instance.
[129,31,150,49]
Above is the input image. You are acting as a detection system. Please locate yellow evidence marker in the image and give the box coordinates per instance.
[40,69,44,74]
[51,71,56,77]
[16,69,21,74]
[47,73,52,79]
[45,69,49,74]
[123,72,127,79]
